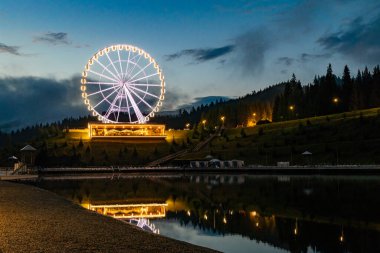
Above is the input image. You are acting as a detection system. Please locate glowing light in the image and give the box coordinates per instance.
[187,210,191,216]
[88,122,166,139]
[333,97,339,103]
[289,105,295,111]
[223,217,227,224]
[81,44,165,124]
[204,214,208,220]
[255,222,259,227]
[202,120,207,125]
[220,116,225,122]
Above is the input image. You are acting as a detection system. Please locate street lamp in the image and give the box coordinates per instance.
[333,97,339,104]
[185,123,190,129]
[289,105,295,111]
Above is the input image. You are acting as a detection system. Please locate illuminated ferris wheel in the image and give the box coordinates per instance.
[81,44,165,123]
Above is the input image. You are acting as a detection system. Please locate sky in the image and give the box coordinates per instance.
[0,0,380,129]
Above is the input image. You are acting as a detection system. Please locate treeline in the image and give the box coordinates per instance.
[154,84,282,129]
[6,63,380,149]
[273,64,380,121]
[0,115,97,149]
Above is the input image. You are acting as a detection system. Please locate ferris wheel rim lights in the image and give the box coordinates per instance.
[81,44,165,124]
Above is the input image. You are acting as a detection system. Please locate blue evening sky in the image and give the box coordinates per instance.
[0,0,379,128]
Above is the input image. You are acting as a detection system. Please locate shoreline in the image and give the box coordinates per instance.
[0,181,217,253]
[38,165,380,175]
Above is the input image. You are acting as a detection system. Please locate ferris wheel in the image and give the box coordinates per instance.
[81,44,165,124]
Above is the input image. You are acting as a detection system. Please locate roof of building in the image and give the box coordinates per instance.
[20,145,37,152]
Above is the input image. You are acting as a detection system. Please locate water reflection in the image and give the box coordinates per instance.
[86,203,167,219]
[82,202,166,234]
[34,174,380,253]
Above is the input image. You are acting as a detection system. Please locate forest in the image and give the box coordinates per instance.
[1,64,380,149]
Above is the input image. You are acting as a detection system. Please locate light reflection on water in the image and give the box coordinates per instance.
[34,174,380,253]
[154,219,287,253]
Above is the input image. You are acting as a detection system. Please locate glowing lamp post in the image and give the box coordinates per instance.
[202,120,207,130]
[185,123,190,130]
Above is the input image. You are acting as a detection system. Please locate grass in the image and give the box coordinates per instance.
[178,107,380,165]
[37,107,380,166]
[40,129,196,166]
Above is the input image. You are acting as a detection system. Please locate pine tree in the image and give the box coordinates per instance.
[342,65,352,111]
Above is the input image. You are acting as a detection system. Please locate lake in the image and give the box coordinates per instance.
[32,174,380,253]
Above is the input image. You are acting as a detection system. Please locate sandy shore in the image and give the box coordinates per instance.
[0,181,217,253]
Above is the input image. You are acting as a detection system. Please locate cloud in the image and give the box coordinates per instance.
[233,28,272,76]
[317,14,380,63]
[160,88,190,111]
[33,32,71,45]
[277,57,295,66]
[165,45,235,63]
[277,53,331,67]
[300,53,331,62]
[165,28,272,77]
[0,43,21,55]
[0,76,87,130]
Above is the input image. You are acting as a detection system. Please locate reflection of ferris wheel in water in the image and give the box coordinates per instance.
[81,44,165,124]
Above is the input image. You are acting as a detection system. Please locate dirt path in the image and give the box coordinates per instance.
[0,181,218,253]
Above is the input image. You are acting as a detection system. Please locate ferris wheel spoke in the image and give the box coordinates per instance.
[88,69,119,83]
[105,51,122,79]
[124,86,145,123]
[93,87,120,110]
[129,85,159,99]
[129,83,162,87]
[124,53,139,79]
[86,81,119,85]
[129,53,140,63]
[87,85,119,97]
[128,87,154,109]
[126,54,142,79]
[116,88,124,122]
[93,58,121,82]
[123,50,131,80]
[129,72,159,83]
[124,91,132,122]
[104,88,123,119]
[117,49,124,79]
[127,61,153,82]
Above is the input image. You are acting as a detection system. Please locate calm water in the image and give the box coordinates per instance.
[33,174,380,253]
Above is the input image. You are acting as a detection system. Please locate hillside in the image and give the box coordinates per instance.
[2,106,380,167]
[177,107,380,165]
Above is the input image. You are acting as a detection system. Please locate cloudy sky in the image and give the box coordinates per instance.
[0,0,379,129]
